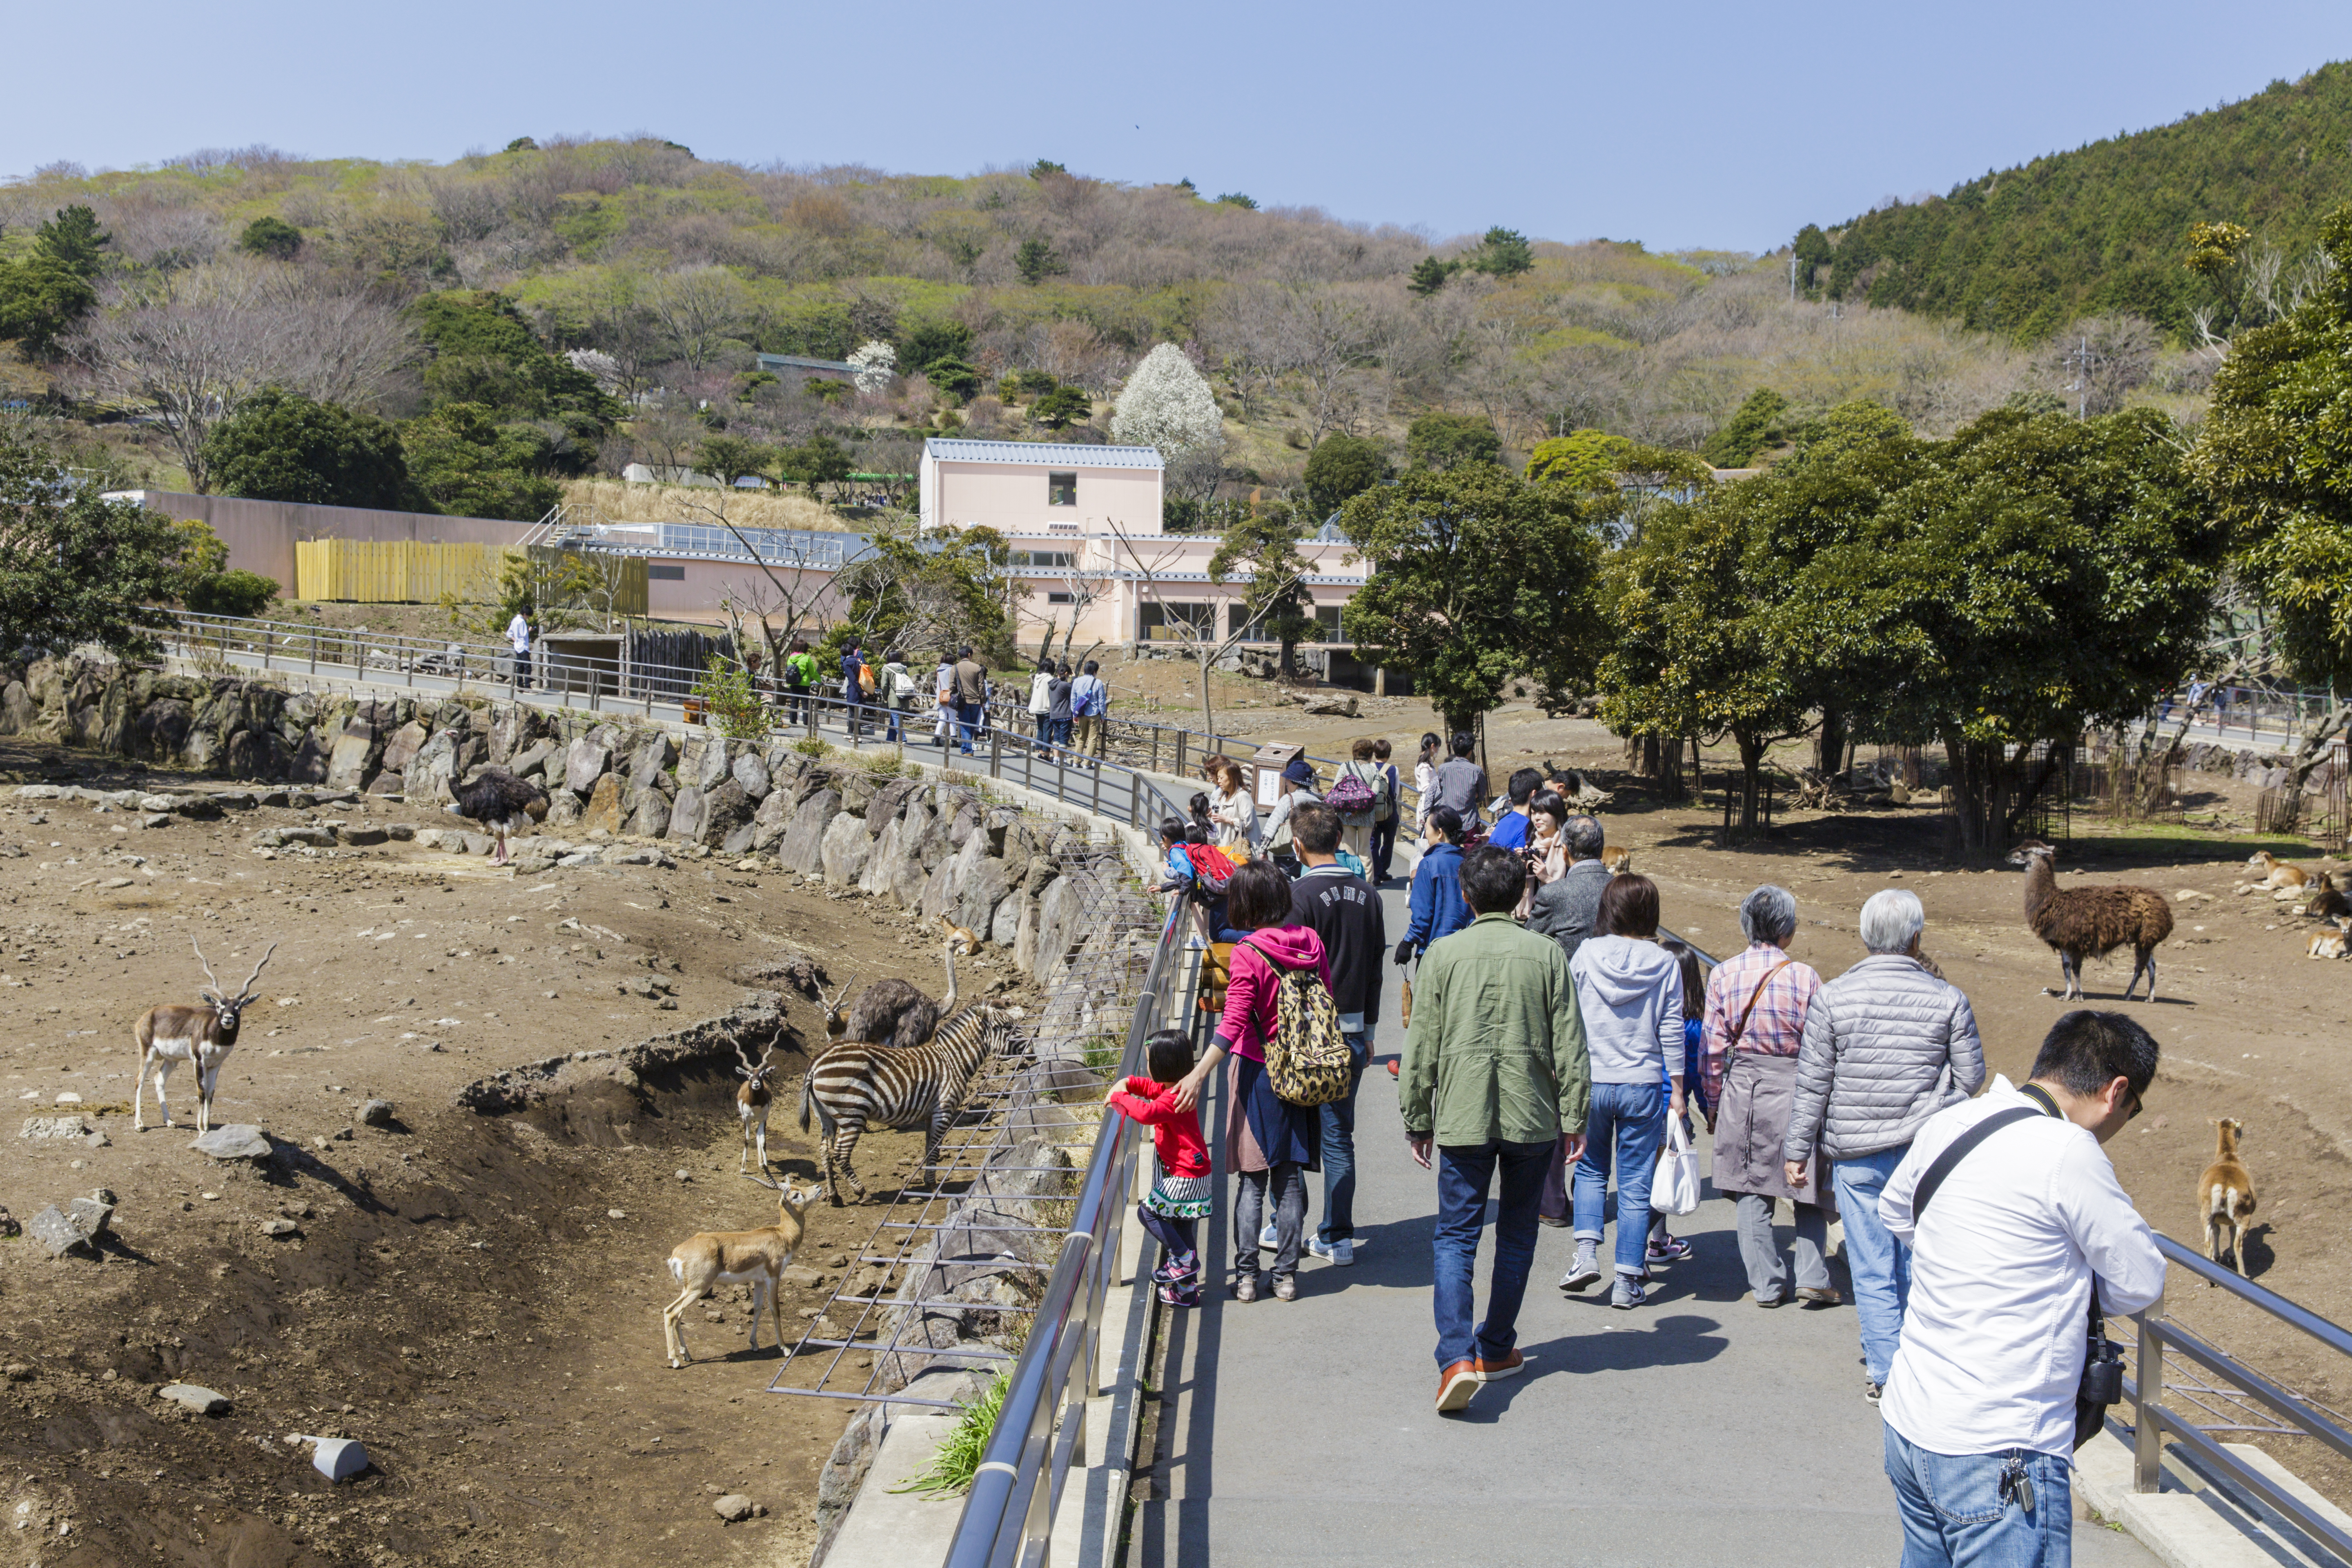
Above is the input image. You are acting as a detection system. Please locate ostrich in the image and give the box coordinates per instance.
[843,940,960,1049]
[448,767,549,866]
[2007,839,2174,1001]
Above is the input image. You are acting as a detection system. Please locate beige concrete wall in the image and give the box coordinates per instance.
[932,461,1162,537]
[130,490,533,595]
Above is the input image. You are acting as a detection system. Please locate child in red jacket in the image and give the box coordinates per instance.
[1108,1028,1212,1307]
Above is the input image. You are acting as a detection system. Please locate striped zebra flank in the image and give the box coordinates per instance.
[797,1004,1024,1205]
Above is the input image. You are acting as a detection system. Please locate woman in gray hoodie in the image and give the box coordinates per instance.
[1561,874,1684,1309]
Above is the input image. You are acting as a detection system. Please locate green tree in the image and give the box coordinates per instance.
[0,435,188,658]
[200,388,422,510]
[1808,407,2221,855]
[1406,256,1459,296]
[695,433,773,487]
[399,403,563,521]
[924,357,983,401]
[409,290,616,471]
[1015,239,1068,285]
[1029,160,1067,179]
[1792,225,1833,294]
[1405,411,1502,471]
[1700,388,1791,467]
[0,204,109,358]
[1340,466,1604,735]
[897,318,973,375]
[1029,385,1091,429]
[2190,205,2352,775]
[1215,193,1258,209]
[835,521,1011,662]
[1467,226,1535,278]
[780,434,854,502]
[34,206,108,276]
[1209,506,1318,675]
[237,216,303,260]
[1302,432,1390,516]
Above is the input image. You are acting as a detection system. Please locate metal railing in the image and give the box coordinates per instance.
[943,879,1199,1568]
[2129,1234,2352,1562]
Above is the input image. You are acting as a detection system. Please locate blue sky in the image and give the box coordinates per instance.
[11,2,2352,254]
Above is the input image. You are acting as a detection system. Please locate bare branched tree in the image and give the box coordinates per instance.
[647,265,749,372]
[1107,519,1307,736]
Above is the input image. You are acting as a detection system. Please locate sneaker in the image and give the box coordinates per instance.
[1561,1245,1602,1294]
[1152,1253,1200,1285]
[1436,1359,1481,1414]
[1472,1348,1528,1382]
[1259,1221,1278,1251]
[1797,1286,1842,1307]
[1158,1283,1199,1308]
[1232,1275,1259,1303]
[1646,1234,1693,1264]
[1755,1292,1791,1309]
[1306,1236,1354,1266]
[1610,1274,1649,1310]
[1537,1214,1571,1228]
[1272,1274,1297,1302]
[1864,1381,1883,1405]
[1386,1059,1400,1078]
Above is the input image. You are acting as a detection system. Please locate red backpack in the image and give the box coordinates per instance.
[1183,842,1236,896]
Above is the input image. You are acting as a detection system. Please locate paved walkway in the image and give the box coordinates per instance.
[1131,882,2160,1567]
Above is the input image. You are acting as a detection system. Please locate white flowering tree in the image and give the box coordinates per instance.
[847,340,898,395]
[1110,343,1225,462]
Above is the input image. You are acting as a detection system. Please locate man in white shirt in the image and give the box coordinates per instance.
[506,611,532,691]
[1878,1010,2166,1568]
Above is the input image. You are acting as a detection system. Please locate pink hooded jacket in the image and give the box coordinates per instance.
[1216,925,1332,1063]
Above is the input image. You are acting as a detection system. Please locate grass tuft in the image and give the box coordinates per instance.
[891,1372,1010,1496]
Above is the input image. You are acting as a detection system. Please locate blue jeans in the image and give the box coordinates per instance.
[1034,713,1052,747]
[1432,1139,1550,1368]
[957,700,983,753]
[1836,1145,1914,1384]
[1572,1080,1665,1276]
[1884,1425,2070,1568]
[1316,1035,1370,1245]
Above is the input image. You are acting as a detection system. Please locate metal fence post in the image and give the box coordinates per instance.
[2134,1304,2166,1492]
[990,729,1002,779]
[1175,729,1185,779]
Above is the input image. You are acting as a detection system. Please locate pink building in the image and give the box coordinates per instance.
[918,438,1368,655]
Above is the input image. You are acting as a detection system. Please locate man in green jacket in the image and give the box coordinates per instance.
[1402,842,1590,1415]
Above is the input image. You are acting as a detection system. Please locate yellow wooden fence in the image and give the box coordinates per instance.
[294,540,514,603]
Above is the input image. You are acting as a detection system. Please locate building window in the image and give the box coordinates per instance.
[1009,550,1075,569]
[1137,602,1214,641]
[1047,472,1077,506]
[1046,591,1074,605]
[1313,605,1345,643]
[648,564,686,581]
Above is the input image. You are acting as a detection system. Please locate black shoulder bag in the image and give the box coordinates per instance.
[1911,1096,2127,1451]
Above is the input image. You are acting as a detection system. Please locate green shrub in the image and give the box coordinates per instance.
[183,569,281,618]
[691,657,769,740]
[237,216,302,260]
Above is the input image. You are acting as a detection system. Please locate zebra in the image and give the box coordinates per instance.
[797,1004,1025,1205]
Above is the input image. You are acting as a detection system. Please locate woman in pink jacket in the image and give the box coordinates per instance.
[1172,858,1331,1302]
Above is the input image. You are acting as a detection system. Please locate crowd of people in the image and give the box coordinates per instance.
[1109,726,2166,1568]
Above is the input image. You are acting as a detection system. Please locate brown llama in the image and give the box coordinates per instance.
[2198,1119,2257,1279]
[2007,840,2174,1002]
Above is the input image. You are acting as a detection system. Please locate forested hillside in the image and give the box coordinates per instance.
[1802,62,2352,339]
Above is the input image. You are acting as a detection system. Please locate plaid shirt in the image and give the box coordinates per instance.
[1702,942,1822,1104]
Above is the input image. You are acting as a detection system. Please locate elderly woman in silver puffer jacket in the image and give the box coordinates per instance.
[1782,888,1984,1405]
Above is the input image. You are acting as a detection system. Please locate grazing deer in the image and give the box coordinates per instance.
[735,1040,781,1174]
[134,938,277,1133]
[660,1172,822,1368]
[1603,847,1633,876]
[2199,1118,2258,1280]
[938,915,980,955]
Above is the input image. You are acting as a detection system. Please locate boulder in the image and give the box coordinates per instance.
[666,786,707,844]
[358,1098,395,1127]
[837,771,878,818]
[158,1383,230,1417]
[628,785,673,839]
[323,721,378,791]
[866,777,920,836]
[26,1197,111,1257]
[192,1124,273,1160]
[564,737,612,797]
[379,720,430,777]
[629,731,678,783]
[750,787,794,851]
[989,893,1022,948]
[917,855,965,922]
[682,735,735,791]
[489,705,533,766]
[702,780,754,851]
[731,751,771,801]
[712,1494,760,1523]
[1034,874,1089,977]
[510,737,558,780]
[581,774,625,836]
[957,850,1022,937]
[820,811,871,886]
[775,790,842,875]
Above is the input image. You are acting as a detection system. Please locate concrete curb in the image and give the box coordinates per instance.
[2076,1428,2352,1567]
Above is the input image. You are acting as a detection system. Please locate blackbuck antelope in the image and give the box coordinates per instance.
[134,938,277,1133]
[735,1040,781,1174]
[819,974,856,1041]
[660,1172,823,1368]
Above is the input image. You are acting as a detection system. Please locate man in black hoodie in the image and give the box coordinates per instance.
[1290,803,1386,1267]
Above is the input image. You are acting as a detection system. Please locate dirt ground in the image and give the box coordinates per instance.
[0,738,1022,1568]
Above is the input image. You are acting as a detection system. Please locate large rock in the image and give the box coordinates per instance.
[564,737,612,797]
[866,777,920,835]
[26,1197,111,1257]
[682,735,735,791]
[323,720,378,791]
[510,737,558,780]
[731,751,771,801]
[917,855,965,922]
[703,780,754,851]
[775,790,842,875]
[666,786,707,843]
[820,811,871,886]
[957,849,1021,937]
[489,705,532,766]
[749,787,793,851]
[379,720,430,778]
[629,732,678,783]
[581,774,625,835]
[990,893,1022,947]
[408,730,459,804]
[159,1383,230,1416]
[192,1124,272,1160]
[628,786,671,839]
[1033,874,1089,977]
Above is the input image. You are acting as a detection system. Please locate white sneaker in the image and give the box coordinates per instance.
[1307,1237,1354,1266]
[1259,1222,1278,1250]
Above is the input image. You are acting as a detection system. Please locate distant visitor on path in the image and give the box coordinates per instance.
[1878,1010,2163,1568]
[1401,843,1589,1417]
[1429,732,1488,830]
[506,610,532,691]
[1705,884,1835,1309]
[1783,887,1985,1404]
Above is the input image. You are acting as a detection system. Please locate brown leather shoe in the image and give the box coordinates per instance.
[1436,1359,1481,1414]
[1472,1348,1528,1381]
